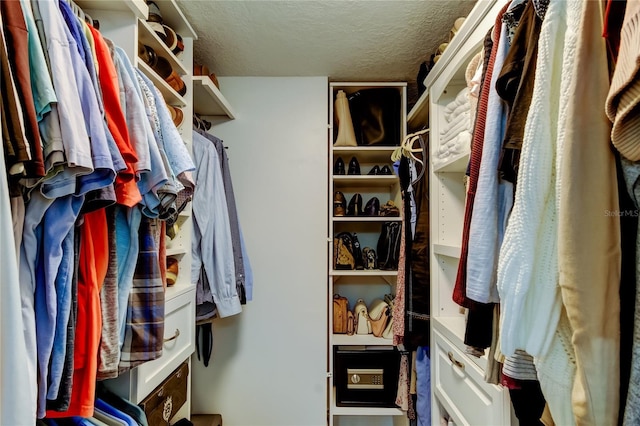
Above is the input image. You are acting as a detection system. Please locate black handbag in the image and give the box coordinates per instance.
[377,222,401,270]
[348,88,401,146]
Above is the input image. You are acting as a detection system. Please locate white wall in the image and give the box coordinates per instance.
[191,77,329,426]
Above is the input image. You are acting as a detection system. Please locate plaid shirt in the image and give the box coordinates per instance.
[118,217,165,371]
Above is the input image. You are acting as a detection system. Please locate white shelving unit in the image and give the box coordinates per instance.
[328,82,407,426]
[407,1,516,425]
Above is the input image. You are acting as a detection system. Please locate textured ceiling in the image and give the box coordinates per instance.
[179,0,476,83]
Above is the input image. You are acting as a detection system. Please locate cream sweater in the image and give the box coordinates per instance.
[497,0,570,358]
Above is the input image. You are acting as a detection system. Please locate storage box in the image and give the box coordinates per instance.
[334,346,400,407]
[139,361,189,425]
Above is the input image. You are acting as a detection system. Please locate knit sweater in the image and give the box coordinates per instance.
[606,0,640,161]
[497,0,572,358]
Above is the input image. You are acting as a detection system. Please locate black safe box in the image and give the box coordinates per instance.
[334,346,401,407]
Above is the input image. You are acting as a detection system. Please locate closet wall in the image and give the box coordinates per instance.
[190,77,328,426]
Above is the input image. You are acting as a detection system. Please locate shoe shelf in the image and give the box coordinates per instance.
[332,146,397,164]
[151,0,197,40]
[333,175,398,187]
[192,76,236,118]
[331,269,398,277]
[136,60,187,107]
[138,19,189,76]
[333,216,401,222]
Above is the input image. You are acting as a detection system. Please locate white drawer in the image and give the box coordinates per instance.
[134,286,196,401]
[433,329,510,426]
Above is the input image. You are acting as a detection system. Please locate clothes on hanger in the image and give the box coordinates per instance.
[444,0,637,424]
[0,0,216,421]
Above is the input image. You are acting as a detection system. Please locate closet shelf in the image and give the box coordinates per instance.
[331,146,397,164]
[433,243,461,258]
[137,59,187,107]
[332,334,394,346]
[138,19,189,76]
[152,0,197,40]
[192,76,236,118]
[75,0,148,20]
[331,270,397,277]
[332,216,402,223]
[433,151,470,173]
[165,283,195,302]
[330,389,404,417]
[166,247,188,257]
[333,175,398,187]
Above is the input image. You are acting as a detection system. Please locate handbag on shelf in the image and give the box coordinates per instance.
[348,88,401,146]
[333,294,350,334]
[333,232,356,270]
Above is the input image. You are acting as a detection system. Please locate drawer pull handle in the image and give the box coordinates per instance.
[164,329,180,343]
[447,351,465,371]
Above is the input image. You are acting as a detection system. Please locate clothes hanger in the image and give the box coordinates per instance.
[392,128,429,163]
[391,128,429,184]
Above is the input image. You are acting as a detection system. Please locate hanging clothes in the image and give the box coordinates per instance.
[191,130,241,318]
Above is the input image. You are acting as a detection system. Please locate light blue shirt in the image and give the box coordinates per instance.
[114,47,167,217]
[192,131,241,317]
[32,0,93,197]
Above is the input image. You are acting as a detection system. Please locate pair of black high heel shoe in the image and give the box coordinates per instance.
[334,156,360,175]
[368,164,393,175]
[333,192,381,216]
[334,157,393,176]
